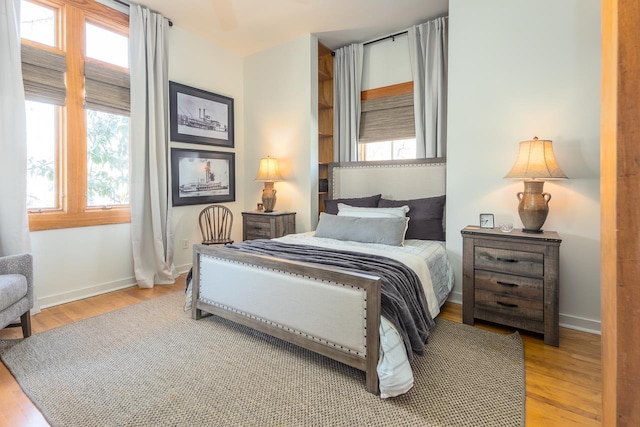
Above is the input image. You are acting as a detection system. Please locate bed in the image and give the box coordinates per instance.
[190,158,452,397]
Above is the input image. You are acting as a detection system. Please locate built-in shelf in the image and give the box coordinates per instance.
[319,70,331,82]
[318,42,333,215]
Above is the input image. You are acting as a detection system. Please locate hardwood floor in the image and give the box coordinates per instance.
[0,277,601,426]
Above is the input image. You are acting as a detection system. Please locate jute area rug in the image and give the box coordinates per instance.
[0,292,524,427]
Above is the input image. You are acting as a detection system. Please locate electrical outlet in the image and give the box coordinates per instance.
[182,239,189,249]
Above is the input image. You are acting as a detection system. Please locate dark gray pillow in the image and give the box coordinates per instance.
[379,196,445,241]
[314,213,409,246]
[324,194,382,215]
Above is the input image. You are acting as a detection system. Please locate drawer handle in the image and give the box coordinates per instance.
[496,257,518,263]
[496,280,518,287]
[497,301,518,308]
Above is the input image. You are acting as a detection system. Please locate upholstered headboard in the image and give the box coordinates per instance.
[328,158,446,200]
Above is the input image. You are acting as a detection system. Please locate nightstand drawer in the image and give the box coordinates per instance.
[475,246,543,276]
[242,211,296,241]
[474,289,544,322]
[475,270,543,300]
[244,219,272,239]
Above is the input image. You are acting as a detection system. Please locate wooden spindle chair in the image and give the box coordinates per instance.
[198,205,234,245]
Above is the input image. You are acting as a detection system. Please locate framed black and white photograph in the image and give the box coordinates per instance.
[169,82,234,147]
[171,148,235,206]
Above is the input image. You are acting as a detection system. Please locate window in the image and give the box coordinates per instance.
[20,0,56,47]
[361,138,417,161]
[358,82,416,161]
[21,0,130,231]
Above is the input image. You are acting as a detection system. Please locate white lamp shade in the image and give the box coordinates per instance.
[254,156,283,182]
[504,137,568,180]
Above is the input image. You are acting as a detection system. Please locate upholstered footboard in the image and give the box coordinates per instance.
[192,244,382,394]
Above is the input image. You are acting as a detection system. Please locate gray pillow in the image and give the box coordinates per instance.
[314,213,409,246]
[324,194,381,215]
[378,196,445,241]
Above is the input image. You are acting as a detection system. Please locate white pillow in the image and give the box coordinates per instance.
[337,203,409,218]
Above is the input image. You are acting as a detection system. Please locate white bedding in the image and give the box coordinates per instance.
[274,232,454,398]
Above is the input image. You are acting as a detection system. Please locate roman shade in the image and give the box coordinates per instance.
[359,92,415,144]
[84,62,130,115]
[21,44,66,106]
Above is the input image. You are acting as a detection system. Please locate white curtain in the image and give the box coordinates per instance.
[333,43,363,162]
[130,5,175,288]
[408,17,448,158]
[0,0,31,257]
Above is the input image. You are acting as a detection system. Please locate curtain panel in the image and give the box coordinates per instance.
[130,5,175,288]
[0,0,31,257]
[408,17,448,158]
[333,43,363,162]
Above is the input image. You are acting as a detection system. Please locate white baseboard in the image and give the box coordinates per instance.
[447,291,463,305]
[38,277,137,309]
[559,314,601,335]
[37,264,194,309]
[445,291,601,335]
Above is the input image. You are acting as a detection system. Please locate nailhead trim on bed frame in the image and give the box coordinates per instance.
[200,256,368,357]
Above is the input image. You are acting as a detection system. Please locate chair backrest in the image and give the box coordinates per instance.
[199,205,233,244]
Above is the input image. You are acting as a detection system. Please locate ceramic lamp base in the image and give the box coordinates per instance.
[261,182,277,213]
[516,180,552,233]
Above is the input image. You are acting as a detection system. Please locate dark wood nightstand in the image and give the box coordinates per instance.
[461,226,562,346]
[242,211,296,241]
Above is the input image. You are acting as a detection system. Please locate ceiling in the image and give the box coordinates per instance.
[136,0,449,56]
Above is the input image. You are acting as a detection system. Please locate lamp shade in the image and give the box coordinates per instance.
[504,137,568,180]
[254,156,283,182]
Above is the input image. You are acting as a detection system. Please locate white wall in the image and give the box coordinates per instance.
[243,35,317,232]
[31,25,244,307]
[447,0,601,332]
[362,34,412,90]
[169,27,245,271]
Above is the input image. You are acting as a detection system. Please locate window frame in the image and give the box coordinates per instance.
[23,0,131,231]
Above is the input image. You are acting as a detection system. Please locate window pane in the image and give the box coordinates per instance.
[392,138,417,159]
[363,141,393,161]
[362,138,417,161]
[86,109,130,206]
[26,100,57,209]
[85,23,128,68]
[20,0,56,47]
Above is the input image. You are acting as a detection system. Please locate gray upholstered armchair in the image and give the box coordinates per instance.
[0,253,33,338]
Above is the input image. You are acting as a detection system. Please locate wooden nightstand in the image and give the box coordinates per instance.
[461,226,562,346]
[242,211,296,241]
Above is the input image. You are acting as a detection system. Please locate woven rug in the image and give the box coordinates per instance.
[0,292,524,427]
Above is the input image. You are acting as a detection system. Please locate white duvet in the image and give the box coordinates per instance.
[274,232,453,398]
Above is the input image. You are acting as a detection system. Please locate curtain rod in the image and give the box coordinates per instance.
[331,30,408,56]
[112,0,174,26]
[363,30,408,46]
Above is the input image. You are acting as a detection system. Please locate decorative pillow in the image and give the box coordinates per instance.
[314,213,409,246]
[324,194,382,215]
[378,195,445,241]
[337,203,409,218]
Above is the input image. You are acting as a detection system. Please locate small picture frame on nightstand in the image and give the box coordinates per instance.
[479,213,495,229]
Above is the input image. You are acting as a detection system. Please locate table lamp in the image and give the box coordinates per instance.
[254,156,283,213]
[504,137,567,233]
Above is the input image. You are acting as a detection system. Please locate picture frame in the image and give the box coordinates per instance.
[169,81,234,148]
[479,213,495,229]
[171,148,235,206]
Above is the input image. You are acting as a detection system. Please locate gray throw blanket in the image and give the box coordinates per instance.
[227,240,435,360]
